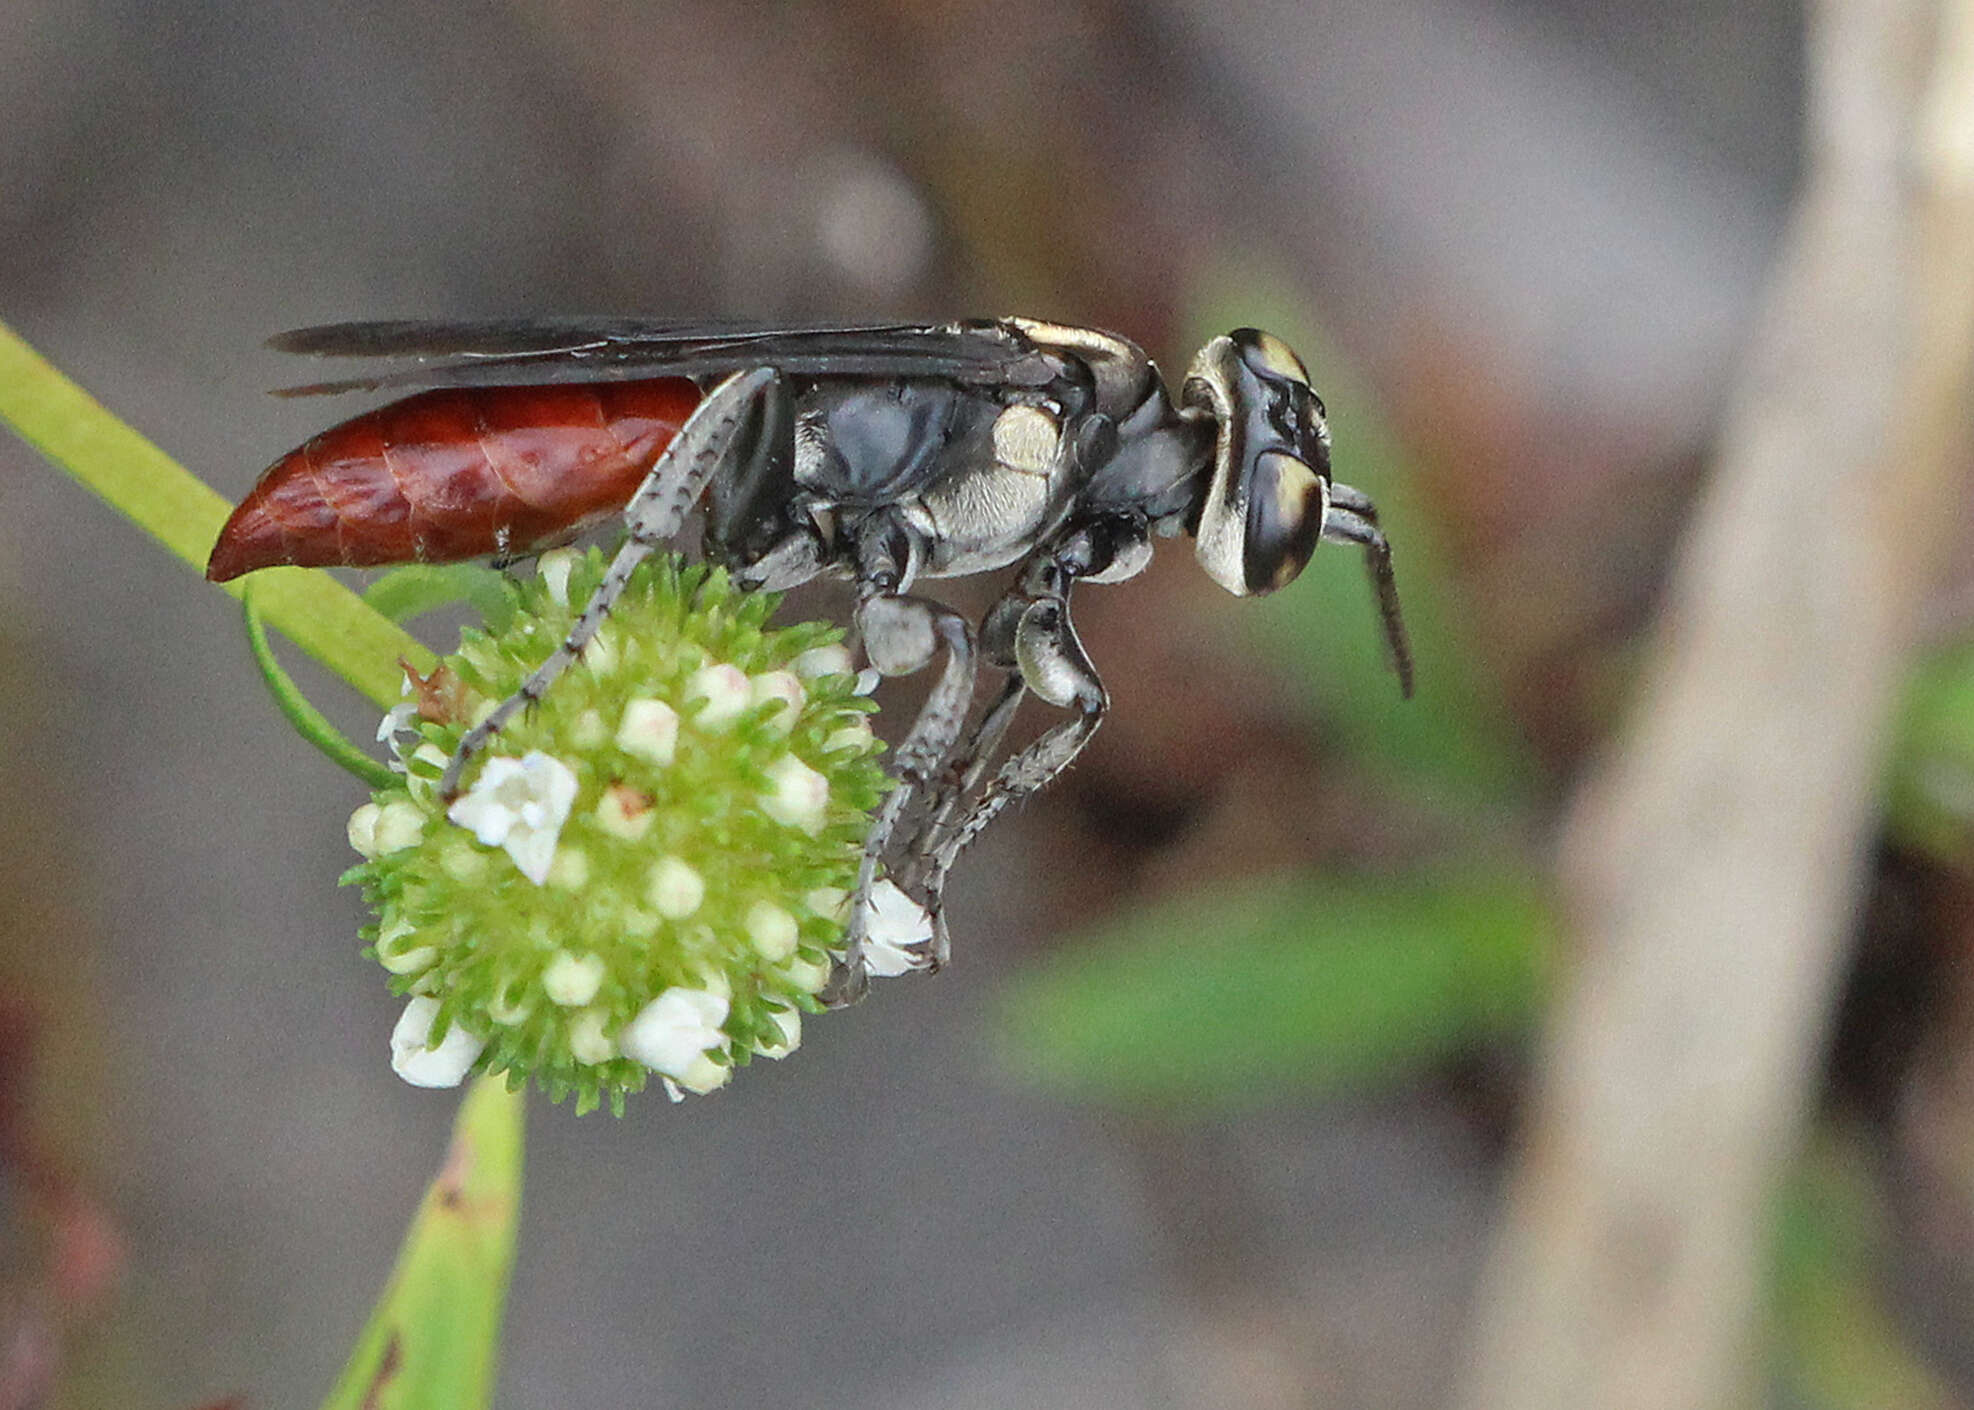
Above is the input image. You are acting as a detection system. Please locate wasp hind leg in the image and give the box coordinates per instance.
[440,367,783,799]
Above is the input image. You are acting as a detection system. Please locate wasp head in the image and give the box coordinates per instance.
[1182,329,1332,596]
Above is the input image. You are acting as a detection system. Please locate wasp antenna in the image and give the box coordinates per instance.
[1321,498,1413,699]
[1369,541,1415,699]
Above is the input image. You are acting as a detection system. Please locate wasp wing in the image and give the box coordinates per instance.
[269,318,1056,396]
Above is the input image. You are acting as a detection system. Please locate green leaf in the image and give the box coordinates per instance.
[242,583,397,789]
[0,318,433,708]
[1183,264,1538,808]
[1770,1131,1956,1410]
[1886,638,1974,859]
[996,870,1552,1113]
[319,1076,525,1410]
[366,565,519,633]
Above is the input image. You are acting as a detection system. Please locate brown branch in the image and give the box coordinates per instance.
[1455,1,1974,1408]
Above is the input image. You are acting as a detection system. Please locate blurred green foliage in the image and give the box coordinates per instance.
[1196,266,1540,810]
[996,265,1969,1403]
[1000,870,1550,1109]
[1771,1134,1957,1410]
[1888,637,1974,859]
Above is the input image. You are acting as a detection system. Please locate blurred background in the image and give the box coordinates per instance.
[4,1,1972,1407]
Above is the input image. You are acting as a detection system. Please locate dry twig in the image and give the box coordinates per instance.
[1456,1,1974,1407]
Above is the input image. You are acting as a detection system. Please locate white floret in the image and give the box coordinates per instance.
[620,987,730,1080]
[390,997,485,1088]
[861,880,936,977]
[687,663,752,729]
[760,754,829,832]
[446,752,580,885]
[616,699,679,765]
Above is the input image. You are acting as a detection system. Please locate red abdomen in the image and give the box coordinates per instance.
[206,379,702,581]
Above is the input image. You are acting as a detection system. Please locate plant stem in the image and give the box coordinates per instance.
[0,319,433,708]
[319,1073,524,1410]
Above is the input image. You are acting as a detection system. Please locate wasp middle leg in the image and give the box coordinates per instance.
[895,520,1141,962]
[822,517,979,1006]
[928,589,1106,895]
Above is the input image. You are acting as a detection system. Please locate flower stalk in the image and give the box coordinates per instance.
[0,317,429,706]
[0,320,524,1410]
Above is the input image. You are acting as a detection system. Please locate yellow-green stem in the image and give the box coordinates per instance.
[320,1074,525,1410]
[0,319,432,707]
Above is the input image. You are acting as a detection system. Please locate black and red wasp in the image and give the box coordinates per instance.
[210,317,1412,998]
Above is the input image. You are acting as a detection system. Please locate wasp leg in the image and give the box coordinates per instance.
[911,672,1027,868]
[899,561,1048,885]
[920,590,1108,939]
[823,525,979,1007]
[898,518,1143,958]
[1322,493,1415,699]
[440,367,781,799]
[886,671,1029,965]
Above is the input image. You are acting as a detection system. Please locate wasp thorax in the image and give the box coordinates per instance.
[349,551,892,1114]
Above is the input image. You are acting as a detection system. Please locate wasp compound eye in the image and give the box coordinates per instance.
[1243,450,1328,593]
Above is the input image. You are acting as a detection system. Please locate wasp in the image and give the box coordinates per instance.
[211,317,1412,999]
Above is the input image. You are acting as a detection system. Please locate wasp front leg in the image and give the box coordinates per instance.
[440,366,783,798]
[823,518,979,1007]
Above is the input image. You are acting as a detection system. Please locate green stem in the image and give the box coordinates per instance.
[3,325,529,1405]
[243,583,400,788]
[320,1075,525,1410]
[0,319,432,708]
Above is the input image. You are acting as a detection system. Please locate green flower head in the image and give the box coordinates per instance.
[343,550,892,1115]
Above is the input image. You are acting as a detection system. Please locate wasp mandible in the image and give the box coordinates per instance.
[210,317,1413,998]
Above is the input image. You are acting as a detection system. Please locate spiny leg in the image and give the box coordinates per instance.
[923,590,1108,920]
[823,529,979,1007]
[887,671,1029,964]
[441,367,780,798]
[908,672,1028,875]
[884,546,1075,952]
[1323,489,1414,699]
[897,560,1047,897]
[897,518,1143,958]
